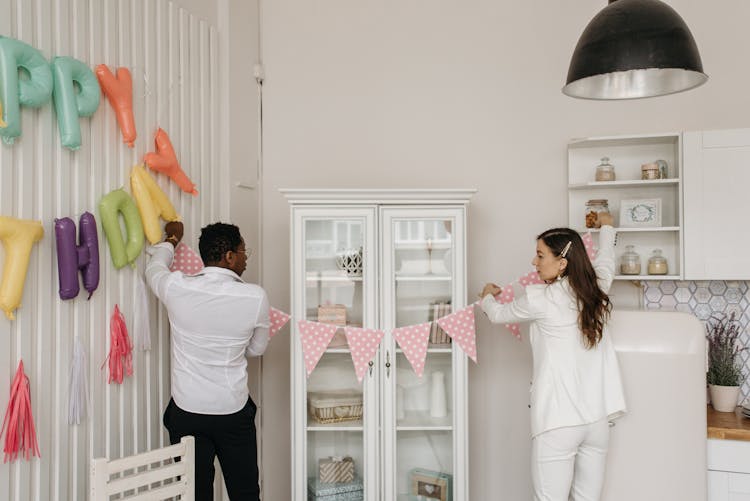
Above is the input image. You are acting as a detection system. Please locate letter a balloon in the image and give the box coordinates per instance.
[130,165,179,244]
[0,216,44,320]
[144,128,198,196]
[99,189,144,269]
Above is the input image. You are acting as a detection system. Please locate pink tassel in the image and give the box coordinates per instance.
[105,305,133,384]
[1,360,41,462]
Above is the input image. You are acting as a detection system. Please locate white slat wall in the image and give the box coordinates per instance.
[0,1,224,499]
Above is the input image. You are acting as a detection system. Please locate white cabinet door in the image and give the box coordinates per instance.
[379,207,469,501]
[683,129,750,279]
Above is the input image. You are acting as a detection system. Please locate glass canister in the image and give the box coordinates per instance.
[647,249,668,275]
[620,245,642,275]
[595,157,616,181]
[655,159,669,179]
[585,199,609,228]
[641,162,660,180]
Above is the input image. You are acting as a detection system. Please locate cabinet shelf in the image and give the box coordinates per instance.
[307,423,364,432]
[614,274,680,281]
[306,274,363,282]
[577,226,680,233]
[394,274,452,282]
[568,179,678,190]
[396,411,452,430]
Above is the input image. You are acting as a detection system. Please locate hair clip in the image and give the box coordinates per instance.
[560,241,572,258]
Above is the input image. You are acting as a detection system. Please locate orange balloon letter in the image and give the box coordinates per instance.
[0,216,44,320]
[143,128,198,196]
[95,65,136,147]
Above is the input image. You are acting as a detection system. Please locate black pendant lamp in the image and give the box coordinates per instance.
[563,0,707,100]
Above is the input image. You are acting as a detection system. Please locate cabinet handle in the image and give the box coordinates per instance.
[368,360,374,377]
[608,420,615,428]
[385,351,391,378]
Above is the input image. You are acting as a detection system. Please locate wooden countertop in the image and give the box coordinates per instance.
[707,405,750,441]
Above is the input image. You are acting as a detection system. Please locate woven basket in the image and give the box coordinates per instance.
[308,391,363,424]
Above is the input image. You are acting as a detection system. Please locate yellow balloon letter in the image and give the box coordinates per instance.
[0,216,44,320]
[130,164,179,244]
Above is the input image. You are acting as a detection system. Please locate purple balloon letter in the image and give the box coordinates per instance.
[54,212,100,300]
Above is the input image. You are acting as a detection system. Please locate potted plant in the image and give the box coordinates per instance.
[706,312,746,412]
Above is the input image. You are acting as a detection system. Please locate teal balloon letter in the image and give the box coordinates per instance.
[99,189,144,269]
[51,57,100,150]
[0,36,53,145]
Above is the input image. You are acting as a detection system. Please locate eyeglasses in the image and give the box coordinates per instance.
[235,248,254,259]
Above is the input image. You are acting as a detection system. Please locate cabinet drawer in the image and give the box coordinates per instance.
[708,439,750,473]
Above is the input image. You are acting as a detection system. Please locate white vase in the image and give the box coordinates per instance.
[430,371,447,418]
[709,384,740,412]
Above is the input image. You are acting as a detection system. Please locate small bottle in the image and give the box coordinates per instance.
[595,157,616,182]
[620,245,641,275]
[585,199,609,228]
[647,249,668,275]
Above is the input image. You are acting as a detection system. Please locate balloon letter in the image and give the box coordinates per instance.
[0,216,44,320]
[51,57,101,151]
[0,36,54,145]
[144,128,198,196]
[130,164,179,244]
[99,189,144,269]
[54,212,100,300]
[95,65,136,147]
[0,99,6,127]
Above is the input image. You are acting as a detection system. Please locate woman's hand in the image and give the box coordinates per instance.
[479,283,502,300]
[596,212,614,227]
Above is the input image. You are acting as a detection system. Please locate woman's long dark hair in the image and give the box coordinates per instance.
[537,228,611,349]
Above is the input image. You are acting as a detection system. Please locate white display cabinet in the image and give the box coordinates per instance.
[283,189,475,501]
[568,133,683,280]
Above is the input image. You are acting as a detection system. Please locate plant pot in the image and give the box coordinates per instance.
[709,384,740,412]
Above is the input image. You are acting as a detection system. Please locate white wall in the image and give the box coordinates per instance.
[256,0,750,499]
[0,0,225,498]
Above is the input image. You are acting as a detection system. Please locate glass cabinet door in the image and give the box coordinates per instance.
[380,207,467,501]
[291,208,377,501]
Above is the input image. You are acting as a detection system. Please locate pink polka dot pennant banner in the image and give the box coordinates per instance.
[269,307,291,338]
[437,305,477,362]
[582,231,597,261]
[392,322,431,378]
[169,242,204,275]
[298,320,339,377]
[494,285,521,340]
[344,327,384,383]
[518,270,544,287]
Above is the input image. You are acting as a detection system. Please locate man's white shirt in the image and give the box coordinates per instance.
[145,243,270,414]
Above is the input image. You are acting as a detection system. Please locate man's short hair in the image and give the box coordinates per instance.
[198,222,242,264]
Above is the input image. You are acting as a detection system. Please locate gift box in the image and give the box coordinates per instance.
[318,304,347,326]
[308,475,363,497]
[319,455,355,484]
[410,468,453,501]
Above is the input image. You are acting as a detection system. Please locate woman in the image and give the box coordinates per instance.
[480,213,626,501]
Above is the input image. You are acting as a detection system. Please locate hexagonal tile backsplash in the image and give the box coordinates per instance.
[644,280,750,401]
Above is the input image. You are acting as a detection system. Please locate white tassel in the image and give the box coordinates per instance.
[68,337,89,425]
[134,268,152,351]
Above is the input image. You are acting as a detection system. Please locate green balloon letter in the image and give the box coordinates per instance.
[99,189,144,269]
[51,56,101,150]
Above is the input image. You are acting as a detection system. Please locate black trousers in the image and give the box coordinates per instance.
[163,397,260,501]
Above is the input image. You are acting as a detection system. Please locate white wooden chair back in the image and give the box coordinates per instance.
[90,435,195,500]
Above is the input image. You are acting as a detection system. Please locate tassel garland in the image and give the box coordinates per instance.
[68,337,89,425]
[133,269,151,351]
[1,360,40,462]
[105,304,133,384]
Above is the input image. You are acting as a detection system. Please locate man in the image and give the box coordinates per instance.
[145,221,269,500]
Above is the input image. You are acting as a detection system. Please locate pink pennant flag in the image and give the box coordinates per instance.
[518,270,544,286]
[298,320,339,377]
[269,307,291,338]
[344,327,385,383]
[169,242,204,275]
[392,322,431,378]
[437,305,478,362]
[582,232,596,261]
[494,285,521,341]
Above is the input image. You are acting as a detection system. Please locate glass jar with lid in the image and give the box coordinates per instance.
[647,249,668,275]
[585,199,609,228]
[595,157,616,182]
[620,245,641,275]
